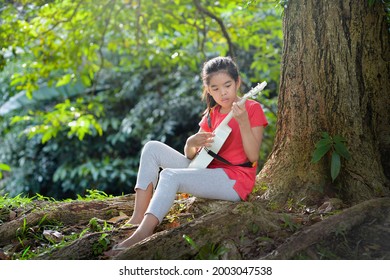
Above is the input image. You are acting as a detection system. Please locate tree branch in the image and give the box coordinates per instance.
[92,0,116,93]
[192,0,235,58]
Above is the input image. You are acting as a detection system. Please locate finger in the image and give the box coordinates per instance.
[199,131,214,137]
[233,102,242,111]
[232,104,241,115]
[205,139,214,147]
[203,133,215,140]
[205,135,214,146]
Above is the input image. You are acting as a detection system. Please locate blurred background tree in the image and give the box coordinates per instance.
[0,0,282,199]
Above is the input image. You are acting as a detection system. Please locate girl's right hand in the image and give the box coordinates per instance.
[186,132,215,148]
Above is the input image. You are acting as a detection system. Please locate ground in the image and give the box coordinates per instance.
[0,192,389,260]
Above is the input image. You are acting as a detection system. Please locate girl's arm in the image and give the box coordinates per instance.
[184,129,215,160]
[232,103,264,163]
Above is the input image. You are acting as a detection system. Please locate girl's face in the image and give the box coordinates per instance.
[207,71,240,113]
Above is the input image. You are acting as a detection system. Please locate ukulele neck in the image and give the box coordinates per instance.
[218,97,248,129]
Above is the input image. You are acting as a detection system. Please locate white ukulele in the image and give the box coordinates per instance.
[188,81,267,169]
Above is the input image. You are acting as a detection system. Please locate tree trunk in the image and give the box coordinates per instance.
[257,0,390,207]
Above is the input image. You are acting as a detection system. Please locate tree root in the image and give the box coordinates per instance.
[262,197,390,259]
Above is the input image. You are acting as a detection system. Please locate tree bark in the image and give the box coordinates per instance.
[29,198,282,260]
[263,197,390,259]
[257,0,390,207]
[31,197,390,260]
[113,201,281,260]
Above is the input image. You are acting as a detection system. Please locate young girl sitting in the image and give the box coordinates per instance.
[109,56,268,253]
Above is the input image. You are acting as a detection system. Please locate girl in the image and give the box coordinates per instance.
[108,56,268,253]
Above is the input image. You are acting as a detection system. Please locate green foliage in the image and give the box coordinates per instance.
[0,194,32,213]
[76,189,113,200]
[183,234,229,260]
[0,163,11,179]
[281,214,300,232]
[1,191,119,259]
[122,93,203,146]
[88,217,112,233]
[11,97,104,143]
[85,218,113,255]
[92,233,111,256]
[368,0,383,6]
[311,132,351,182]
[16,218,30,242]
[15,214,64,253]
[0,0,281,199]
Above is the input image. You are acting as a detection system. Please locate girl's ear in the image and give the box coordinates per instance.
[206,86,212,97]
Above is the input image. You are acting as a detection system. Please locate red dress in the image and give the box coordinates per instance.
[199,99,268,200]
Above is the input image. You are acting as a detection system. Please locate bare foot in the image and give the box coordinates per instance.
[116,228,153,248]
[124,216,143,226]
[105,213,158,258]
[120,222,139,230]
[104,246,124,258]
[104,228,152,258]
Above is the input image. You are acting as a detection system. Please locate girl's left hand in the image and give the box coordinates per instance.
[232,102,249,124]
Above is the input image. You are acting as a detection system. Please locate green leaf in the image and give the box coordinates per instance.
[333,135,346,143]
[183,234,198,250]
[56,74,73,87]
[321,131,331,139]
[0,163,11,172]
[368,0,376,7]
[315,138,332,148]
[331,152,341,182]
[334,141,351,160]
[311,143,332,163]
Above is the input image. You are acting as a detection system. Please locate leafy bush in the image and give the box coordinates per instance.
[0,1,281,199]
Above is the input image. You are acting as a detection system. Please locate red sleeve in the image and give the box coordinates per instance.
[247,100,268,128]
[199,114,213,132]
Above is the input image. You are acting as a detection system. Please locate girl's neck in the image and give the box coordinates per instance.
[219,106,230,114]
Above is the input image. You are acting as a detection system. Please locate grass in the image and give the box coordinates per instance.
[0,189,116,260]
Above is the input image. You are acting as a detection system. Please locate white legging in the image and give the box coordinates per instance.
[135,141,241,223]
